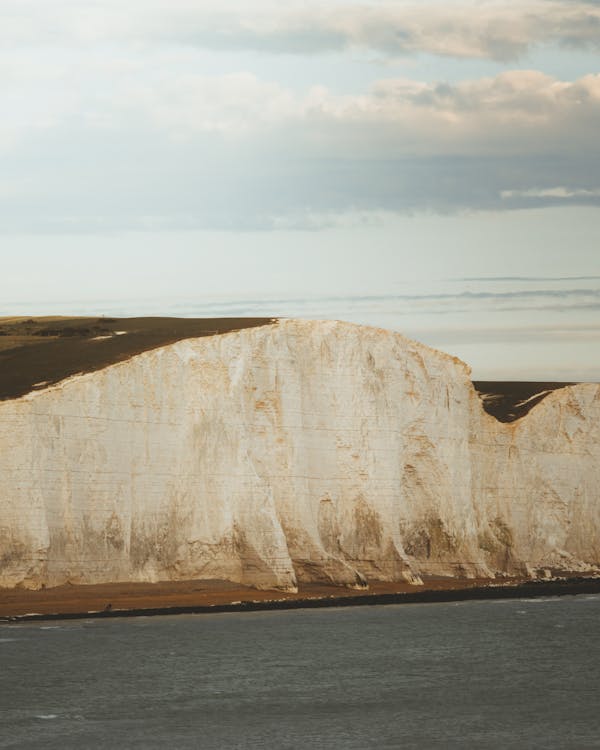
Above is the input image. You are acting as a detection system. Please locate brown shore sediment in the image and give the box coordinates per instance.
[2,576,599,623]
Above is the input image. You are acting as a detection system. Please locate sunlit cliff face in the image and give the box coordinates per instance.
[0,320,599,591]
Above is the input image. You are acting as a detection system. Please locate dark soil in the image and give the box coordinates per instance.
[473,380,577,422]
[0,316,274,401]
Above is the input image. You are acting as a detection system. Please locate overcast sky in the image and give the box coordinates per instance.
[2,0,599,379]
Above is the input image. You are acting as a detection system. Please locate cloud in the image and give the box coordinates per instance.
[457,276,600,282]
[19,68,600,156]
[7,65,600,150]
[501,187,600,199]
[2,1,600,62]
[4,287,600,323]
[2,64,600,230]
[1,1,599,232]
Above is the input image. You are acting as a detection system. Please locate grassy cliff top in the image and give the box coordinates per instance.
[0,316,273,401]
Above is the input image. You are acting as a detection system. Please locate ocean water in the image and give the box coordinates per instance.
[1,596,600,749]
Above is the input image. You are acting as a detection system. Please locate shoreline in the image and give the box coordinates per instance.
[2,576,599,623]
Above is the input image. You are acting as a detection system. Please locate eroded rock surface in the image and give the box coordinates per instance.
[0,319,598,591]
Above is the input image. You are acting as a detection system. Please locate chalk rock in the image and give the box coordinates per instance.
[0,319,598,590]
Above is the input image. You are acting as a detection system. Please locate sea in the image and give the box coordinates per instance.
[2,595,600,749]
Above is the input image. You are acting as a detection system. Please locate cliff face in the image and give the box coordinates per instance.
[1,319,598,591]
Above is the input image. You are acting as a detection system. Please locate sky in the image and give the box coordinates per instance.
[1,0,599,379]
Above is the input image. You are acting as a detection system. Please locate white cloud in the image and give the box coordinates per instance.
[2,0,600,233]
[1,1,600,61]
[501,186,600,199]
[11,63,597,151]
[81,70,600,157]
[117,72,300,136]
[1,65,599,230]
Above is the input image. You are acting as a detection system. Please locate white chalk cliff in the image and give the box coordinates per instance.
[1,319,599,591]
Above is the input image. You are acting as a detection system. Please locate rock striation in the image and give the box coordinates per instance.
[1,319,598,591]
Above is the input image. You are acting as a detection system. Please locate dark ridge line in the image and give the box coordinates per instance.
[0,316,587,423]
[473,380,578,422]
[3,577,600,624]
[0,316,276,401]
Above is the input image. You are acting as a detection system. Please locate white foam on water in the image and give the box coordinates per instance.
[35,714,58,720]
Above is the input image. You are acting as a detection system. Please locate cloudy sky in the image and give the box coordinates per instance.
[2,0,599,379]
